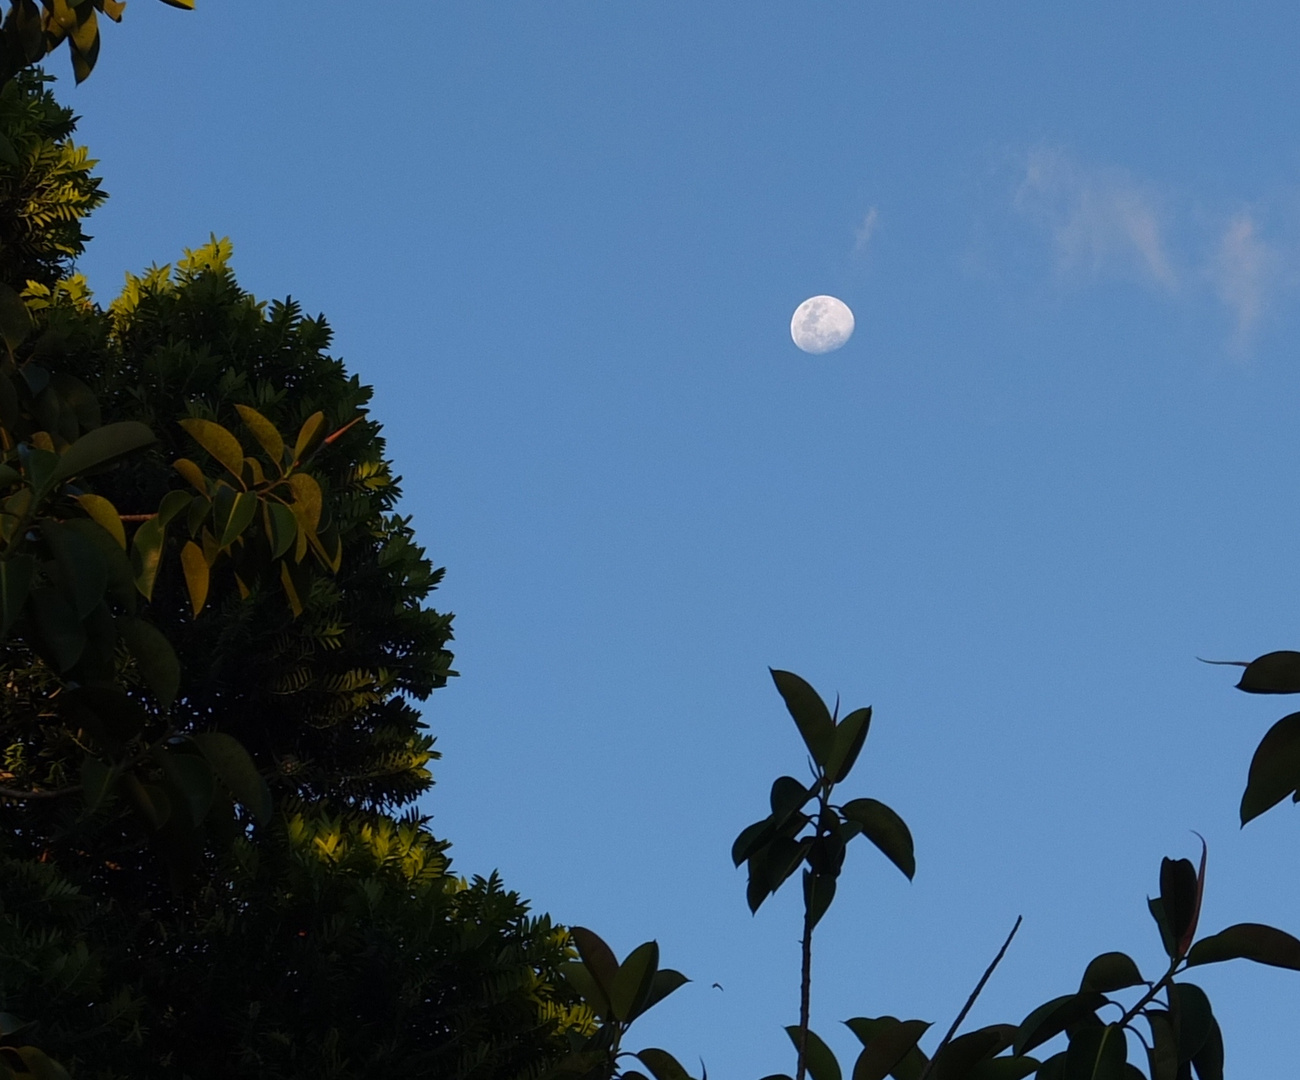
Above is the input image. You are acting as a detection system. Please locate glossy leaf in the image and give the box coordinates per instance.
[173,457,208,493]
[784,1026,841,1080]
[1235,651,1300,693]
[130,516,165,600]
[191,732,271,822]
[1063,1024,1126,1080]
[1079,952,1143,994]
[770,668,835,766]
[1159,856,1198,956]
[1013,993,1106,1056]
[803,868,837,929]
[1186,921,1300,970]
[75,493,125,549]
[264,500,297,559]
[569,926,619,1001]
[292,410,328,463]
[636,1049,694,1080]
[641,968,689,1014]
[1171,983,1212,1064]
[733,816,773,867]
[235,404,285,466]
[610,940,659,1021]
[178,418,243,480]
[771,774,814,826]
[52,420,155,482]
[1239,711,1300,824]
[217,489,258,548]
[826,706,872,782]
[1190,1017,1223,1080]
[288,471,323,532]
[119,617,180,707]
[180,541,209,616]
[840,797,915,880]
[0,555,34,637]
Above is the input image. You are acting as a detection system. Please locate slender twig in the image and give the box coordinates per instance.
[917,915,1023,1080]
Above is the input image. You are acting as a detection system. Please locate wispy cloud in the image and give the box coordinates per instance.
[1209,212,1280,354]
[854,206,880,255]
[1014,148,1176,290]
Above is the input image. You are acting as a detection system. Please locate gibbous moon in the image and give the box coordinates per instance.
[790,295,855,354]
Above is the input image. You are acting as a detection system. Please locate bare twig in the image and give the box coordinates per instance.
[917,915,1023,1080]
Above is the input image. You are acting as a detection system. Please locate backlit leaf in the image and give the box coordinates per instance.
[292,410,327,463]
[1186,922,1300,971]
[569,926,619,1000]
[180,541,209,615]
[75,493,125,548]
[770,668,835,766]
[1240,712,1300,824]
[840,797,915,880]
[179,418,245,480]
[1235,651,1300,693]
[235,404,285,467]
[1079,952,1143,994]
[784,1026,841,1080]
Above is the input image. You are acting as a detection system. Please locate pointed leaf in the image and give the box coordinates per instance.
[1186,922,1300,970]
[1148,897,1177,959]
[635,1049,693,1080]
[770,668,835,766]
[1063,1024,1126,1080]
[235,404,285,467]
[217,489,258,548]
[180,541,209,616]
[1145,1011,1178,1080]
[641,968,689,1014]
[1079,952,1144,994]
[179,418,245,480]
[1190,1017,1222,1080]
[287,471,323,531]
[1160,857,1198,953]
[803,868,837,929]
[191,732,271,822]
[610,939,659,1022]
[1013,993,1106,1056]
[75,493,125,549]
[558,960,608,1017]
[827,706,872,782]
[130,517,165,600]
[1240,711,1300,824]
[784,1027,842,1080]
[174,457,208,493]
[841,797,915,879]
[264,500,297,559]
[118,617,180,707]
[1235,651,1300,693]
[53,421,155,482]
[847,1018,931,1080]
[292,410,327,463]
[771,774,814,826]
[930,1025,1016,1080]
[1171,983,1212,1064]
[732,816,774,867]
[569,926,620,1000]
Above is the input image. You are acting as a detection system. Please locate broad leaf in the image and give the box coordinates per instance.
[0,282,32,350]
[130,517,166,600]
[180,541,209,616]
[179,418,245,480]
[826,706,871,783]
[1240,712,1300,824]
[641,968,689,1014]
[803,868,837,930]
[930,1025,1015,1080]
[52,421,155,482]
[1191,1016,1223,1080]
[30,588,86,670]
[569,926,619,999]
[635,1049,694,1080]
[75,493,125,549]
[610,940,659,1022]
[118,617,180,707]
[191,732,271,822]
[0,555,35,637]
[733,816,774,867]
[1013,993,1106,1056]
[292,410,327,463]
[964,1058,1040,1080]
[770,668,835,766]
[558,960,608,1017]
[1063,1024,1127,1080]
[846,1017,931,1080]
[1159,856,1198,955]
[217,489,258,548]
[41,519,106,617]
[1079,952,1143,994]
[287,471,323,531]
[1145,1011,1178,1080]
[840,797,915,880]
[235,404,285,466]
[1187,922,1300,970]
[154,746,215,827]
[771,775,814,827]
[1171,983,1212,1064]
[1235,651,1300,693]
[784,1026,841,1080]
[264,500,298,559]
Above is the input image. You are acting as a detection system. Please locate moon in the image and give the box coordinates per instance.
[790,295,855,354]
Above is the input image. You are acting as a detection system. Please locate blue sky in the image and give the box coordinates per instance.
[62,3,1300,1075]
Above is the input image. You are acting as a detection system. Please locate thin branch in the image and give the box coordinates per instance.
[0,782,82,800]
[917,915,1023,1080]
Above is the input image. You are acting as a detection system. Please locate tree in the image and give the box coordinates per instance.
[0,69,591,1080]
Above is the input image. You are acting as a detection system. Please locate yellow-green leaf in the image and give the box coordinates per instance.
[75,493,125,549]
[292,411,326,464]
[179,418,245,481]
[287,472,322,532]
[173,457,208,493]
[235,404,284,467]
[180,540,209,616]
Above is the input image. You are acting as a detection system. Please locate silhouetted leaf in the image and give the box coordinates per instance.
[1013,993,1106,1056]
[1035,1052,1066,1080]
[636,1049,694,1080]
[827,707,872,782]
[733,816,774,867]
[1063,1024,1127,1080]
[611,940,659,1022]
[784,1026,841,1080]
[1160,857,1198,955]
[770,668,835,766]
[1171,983,1212,1064]
[191,732,270,822]
[569,926,619,1000]
[840,797,915,880]
[1187,922,1300,970]
[930,1025,1015,1079]
[965,1058,1040,1080]
[559,960,607,1017]
[1235,651,1300,693]
[641,968,689,1014]
[1079,952,1143,994]
[771,774,814,827]
[1190,1016,1222,1080]
[803,868,837,929]
[1240,712,1300,824]
[1144,1011,1177,1080]
[1148,897,1177,959]
[845,1017,931,1080]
